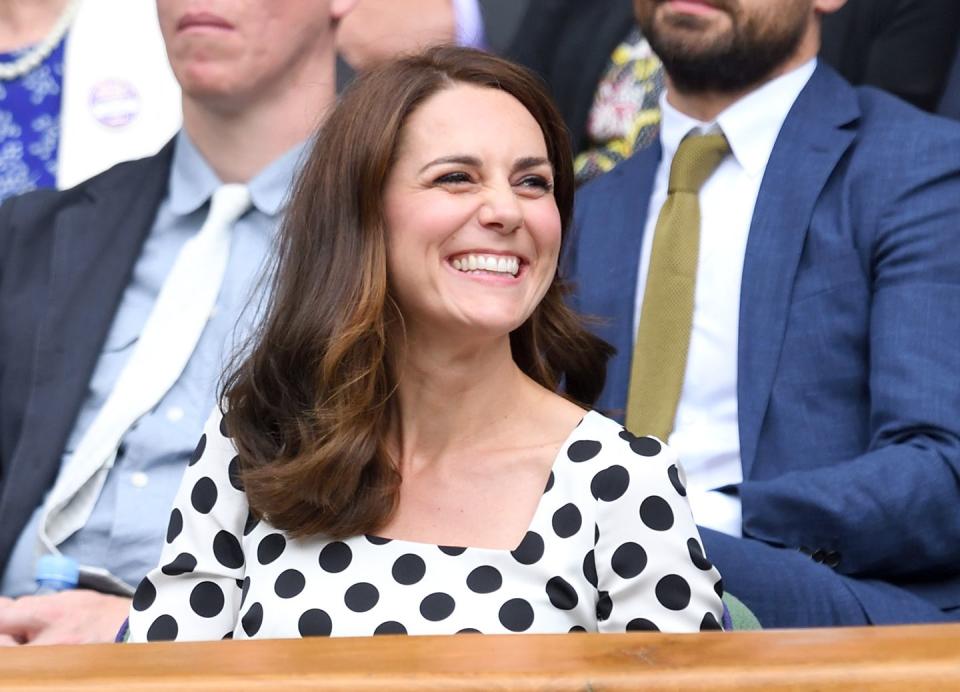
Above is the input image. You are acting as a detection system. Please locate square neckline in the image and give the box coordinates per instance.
[361,411,599,553]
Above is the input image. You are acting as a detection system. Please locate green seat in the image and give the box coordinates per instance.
[723,592,762,630]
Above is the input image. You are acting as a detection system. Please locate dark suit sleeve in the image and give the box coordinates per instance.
[738,122,960,582]
[821,0,960,111]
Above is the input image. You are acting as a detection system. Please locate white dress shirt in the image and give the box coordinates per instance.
[634,60,817,536]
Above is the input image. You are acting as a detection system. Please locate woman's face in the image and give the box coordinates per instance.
[383,84,561,343]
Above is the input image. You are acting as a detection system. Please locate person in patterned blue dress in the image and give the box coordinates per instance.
[127,47,724,642]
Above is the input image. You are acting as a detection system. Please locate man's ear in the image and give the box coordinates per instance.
[813,0,847,15]
[331,0,361,22]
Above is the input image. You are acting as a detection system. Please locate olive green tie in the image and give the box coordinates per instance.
[625,132,730,440]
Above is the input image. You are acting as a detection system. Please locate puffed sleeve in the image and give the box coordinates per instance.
[127,407,250,642]
[593,427,724,633]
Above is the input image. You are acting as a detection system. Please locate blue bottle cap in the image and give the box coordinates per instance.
[35,554,80,586]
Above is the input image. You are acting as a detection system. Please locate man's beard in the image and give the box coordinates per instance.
[638,2,809,94]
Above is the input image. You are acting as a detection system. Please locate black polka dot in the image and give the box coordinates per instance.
[374,621,407,635]
[511,531,544,565]
[298,609,332,637]
[552,503,582,538]
[420,593,455,621]
[392,554,426,585]
[594,523,600,545]
[619,430,662,456]
[257,533,286,565]
[162,552,197,576]
[345,583,379,612]
[498,599,534,632]
[582,550,598,588]
[701,612,722,631]
[189,434,206,466]
[365,535,391,545]
[190,581,225,618]
[467,566,502,594]
[275,569,306,599]
[213,530,244,569]
[656,575,692,611]
[611,542,648,579]
[714,578,724,598]
[219,414,231,438]
[227,456,244,491]
[166,509,183,544]
[190,477,218,514]
[457,628,481,634]
[668,464,687,496]
[132,577,156,611]
[596,591,613,621]
[546,576,578,610]
[222,631,234,640]
[544,471,555,493]
[146,614,178,641]
[688,538,713,570]
[241,602,263,637]
[626,618,660,632]
[568,439,602,462]
[569,625,587,633]
[590,465,630,501]
[319,541,353,573]
[439,545,466,556]
[243,510,260,536]
[639,496,674,531]
[240,577,251,608]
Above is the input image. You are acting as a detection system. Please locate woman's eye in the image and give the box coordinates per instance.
[517,175,553,192]
[434,171,473,185]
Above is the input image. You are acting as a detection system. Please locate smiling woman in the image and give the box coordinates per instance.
[125,46,725,642]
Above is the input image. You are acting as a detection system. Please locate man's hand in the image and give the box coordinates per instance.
[338,0,456,70]
[0,591,131,645]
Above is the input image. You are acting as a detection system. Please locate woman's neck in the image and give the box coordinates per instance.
[0,0,71,52]
[392,333,553,470]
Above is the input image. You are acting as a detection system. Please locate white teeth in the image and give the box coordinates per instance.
[451,254,521,277]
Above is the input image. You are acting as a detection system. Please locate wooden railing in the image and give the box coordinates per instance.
[1,624,958,690]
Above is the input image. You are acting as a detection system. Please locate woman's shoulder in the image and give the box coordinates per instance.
[571,412,675,462]
[564,411,687,495]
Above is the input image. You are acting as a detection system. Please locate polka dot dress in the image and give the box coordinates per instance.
[127,410,724,642]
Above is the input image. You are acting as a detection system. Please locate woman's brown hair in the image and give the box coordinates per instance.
[222,46,613,538]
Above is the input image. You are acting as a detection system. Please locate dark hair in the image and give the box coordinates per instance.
[222,46,612,538]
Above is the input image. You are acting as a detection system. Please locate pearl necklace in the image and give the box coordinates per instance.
[0,0,81,81]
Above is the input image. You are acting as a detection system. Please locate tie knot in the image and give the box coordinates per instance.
[208,183,252,227]
[668,133,730,194]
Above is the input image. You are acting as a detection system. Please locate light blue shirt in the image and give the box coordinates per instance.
[1,131,306,597]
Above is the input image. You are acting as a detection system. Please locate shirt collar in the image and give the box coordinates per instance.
[659,58,817,179]
[168,130,310,217]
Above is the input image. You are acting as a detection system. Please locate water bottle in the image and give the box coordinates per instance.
[35,554,80,594]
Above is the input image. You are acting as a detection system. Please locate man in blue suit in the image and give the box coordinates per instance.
[568,0,960,627]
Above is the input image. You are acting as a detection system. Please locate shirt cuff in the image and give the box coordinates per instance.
[687,488,743,538]
[453,0,486,49]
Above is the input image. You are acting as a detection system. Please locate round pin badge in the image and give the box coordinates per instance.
[89,79,141,128]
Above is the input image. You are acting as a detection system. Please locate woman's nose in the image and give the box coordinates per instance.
[477,184,523,234]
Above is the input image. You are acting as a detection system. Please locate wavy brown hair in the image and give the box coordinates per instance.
[222,46,613,538]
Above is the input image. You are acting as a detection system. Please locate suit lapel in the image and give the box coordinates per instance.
[0,145,173,563]
[737,66,859,478]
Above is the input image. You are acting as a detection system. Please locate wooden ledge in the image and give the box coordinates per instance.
[1,623,958,691]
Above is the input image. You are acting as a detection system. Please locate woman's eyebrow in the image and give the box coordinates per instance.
[418,155,481,174]
[512,156,552,173]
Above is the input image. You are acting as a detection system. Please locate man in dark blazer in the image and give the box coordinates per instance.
[568,0,960,627]
[511,0,960,161]
[0,0,354,645]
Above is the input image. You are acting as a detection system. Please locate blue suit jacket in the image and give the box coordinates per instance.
[567,64,960,623]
